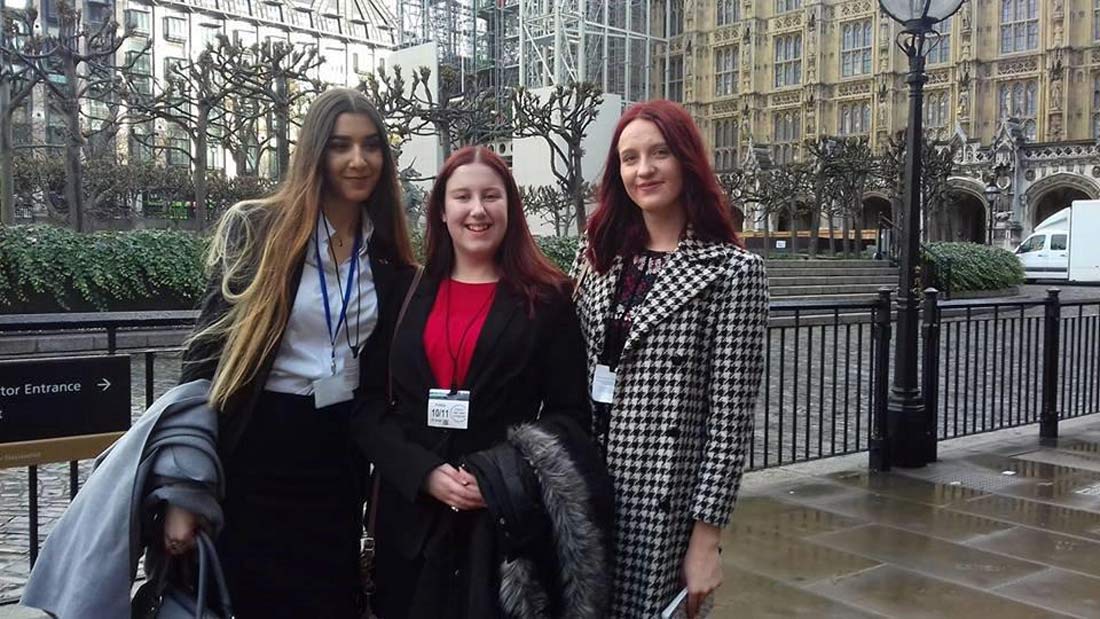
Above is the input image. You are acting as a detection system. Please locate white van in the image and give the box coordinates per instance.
[1015,201,1100,283]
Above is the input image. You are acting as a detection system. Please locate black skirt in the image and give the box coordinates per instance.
[218,391,365,619]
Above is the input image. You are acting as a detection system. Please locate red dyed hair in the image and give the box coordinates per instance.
[585,99,742,273]
[425,146,567,310]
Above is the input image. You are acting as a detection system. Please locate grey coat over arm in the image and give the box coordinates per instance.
[21,380,222,619]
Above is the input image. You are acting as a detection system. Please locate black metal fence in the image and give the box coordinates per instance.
[2,290,1100,581]
[750,296,885,469]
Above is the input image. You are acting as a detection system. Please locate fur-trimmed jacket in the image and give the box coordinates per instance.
[464,418,614,619]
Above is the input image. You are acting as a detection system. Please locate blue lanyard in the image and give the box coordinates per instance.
[315,223,362,371]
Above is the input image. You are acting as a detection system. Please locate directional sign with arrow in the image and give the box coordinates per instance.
[0,355,131,467]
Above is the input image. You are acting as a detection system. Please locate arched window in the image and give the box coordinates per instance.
[1012,82,1025,116]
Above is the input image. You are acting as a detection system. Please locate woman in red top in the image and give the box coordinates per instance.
[361,146,593,619]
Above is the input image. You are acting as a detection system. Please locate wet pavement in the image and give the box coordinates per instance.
[712,416,1100,618]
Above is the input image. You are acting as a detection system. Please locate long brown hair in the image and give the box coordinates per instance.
[424,146,566,311]
[586,99,741,273]
[192,88,415,411]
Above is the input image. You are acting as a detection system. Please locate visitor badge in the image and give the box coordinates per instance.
[427,389,471,430]
[313,365,359,409]
[592,364,617,404]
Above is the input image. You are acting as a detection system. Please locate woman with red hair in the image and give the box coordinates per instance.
[362,146,608,619]
[573,100,769,618]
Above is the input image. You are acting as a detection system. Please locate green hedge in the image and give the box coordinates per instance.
[0,225,583,314]
[0,225,208,313]
[536,235,581,272]
[922,241,1025,293]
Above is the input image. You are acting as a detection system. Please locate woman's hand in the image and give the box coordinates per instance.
[163,505,200,555]
[682,521,722,618]
[425,464,485,511]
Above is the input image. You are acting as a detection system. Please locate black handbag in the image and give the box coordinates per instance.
[132,530,234,619]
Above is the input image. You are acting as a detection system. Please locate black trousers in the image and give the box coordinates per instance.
[219,391,364,619]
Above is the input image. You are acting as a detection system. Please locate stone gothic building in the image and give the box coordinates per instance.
[657,0,1100,247]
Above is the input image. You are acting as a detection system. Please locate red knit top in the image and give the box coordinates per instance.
[423,279,498,390]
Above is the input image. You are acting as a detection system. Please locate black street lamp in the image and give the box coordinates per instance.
[879,0,964,468]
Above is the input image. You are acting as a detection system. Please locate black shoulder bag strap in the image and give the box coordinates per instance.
[364,265,423,554]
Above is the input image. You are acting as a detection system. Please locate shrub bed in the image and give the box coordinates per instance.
[0,225,208,313]
[0,225,584,314]
[922,241,1025,293]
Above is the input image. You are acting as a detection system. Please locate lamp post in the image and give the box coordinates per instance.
[879,0,964,468]
[984,182,1001,246]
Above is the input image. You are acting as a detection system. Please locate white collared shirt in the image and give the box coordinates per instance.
[264,212,379,395]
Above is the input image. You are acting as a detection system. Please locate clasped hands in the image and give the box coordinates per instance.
[425,463,485,511]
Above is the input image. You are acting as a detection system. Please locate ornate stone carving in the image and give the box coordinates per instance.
[997,57,1040,77]
[837,80,873,98]
[772,13,804,31]
[1049,57,1064,112]
[714,26,740,44]
[713,100,740,114]
[839,0,874,17]
[771,91,802,106]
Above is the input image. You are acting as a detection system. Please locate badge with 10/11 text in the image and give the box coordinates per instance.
[427,389,470,430]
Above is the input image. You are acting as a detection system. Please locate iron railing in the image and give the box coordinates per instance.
[925,290,1100,443]
[751,295,887,469]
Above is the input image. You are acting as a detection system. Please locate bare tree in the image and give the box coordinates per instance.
[362,64,507,165]
[125,40,252,226]
[754,163,813,255]
[226,40,324,179]
[512,81,603,235]
[828,138,875,256]
[0,8,47,224]
[879,132,959,243]
[521,184,582,237]
[359,65,418,162]
[5,1,142,230]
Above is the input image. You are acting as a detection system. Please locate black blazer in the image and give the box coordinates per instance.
[179,236,414,459]
[359,275,592,559]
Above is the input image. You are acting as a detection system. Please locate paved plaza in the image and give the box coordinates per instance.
[714,416,1100,618]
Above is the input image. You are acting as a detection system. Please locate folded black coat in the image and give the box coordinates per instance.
[463,417,615,619]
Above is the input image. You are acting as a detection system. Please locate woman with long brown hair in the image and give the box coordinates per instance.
[573,100,768,618]
[362,146,600,619]
[171,88,417,617]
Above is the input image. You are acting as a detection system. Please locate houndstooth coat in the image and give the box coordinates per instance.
[571,233,768,618]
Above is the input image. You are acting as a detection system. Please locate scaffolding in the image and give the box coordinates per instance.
[518,0,664,104]
[397,0,479,93]
[474,0,519,97]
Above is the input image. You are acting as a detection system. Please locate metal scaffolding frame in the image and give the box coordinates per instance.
[473,0,519,97]
[518,0,664,104]
[394,0,664,104]
[397,0,478,92]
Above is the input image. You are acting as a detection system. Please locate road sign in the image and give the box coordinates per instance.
[0,355,131,468]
